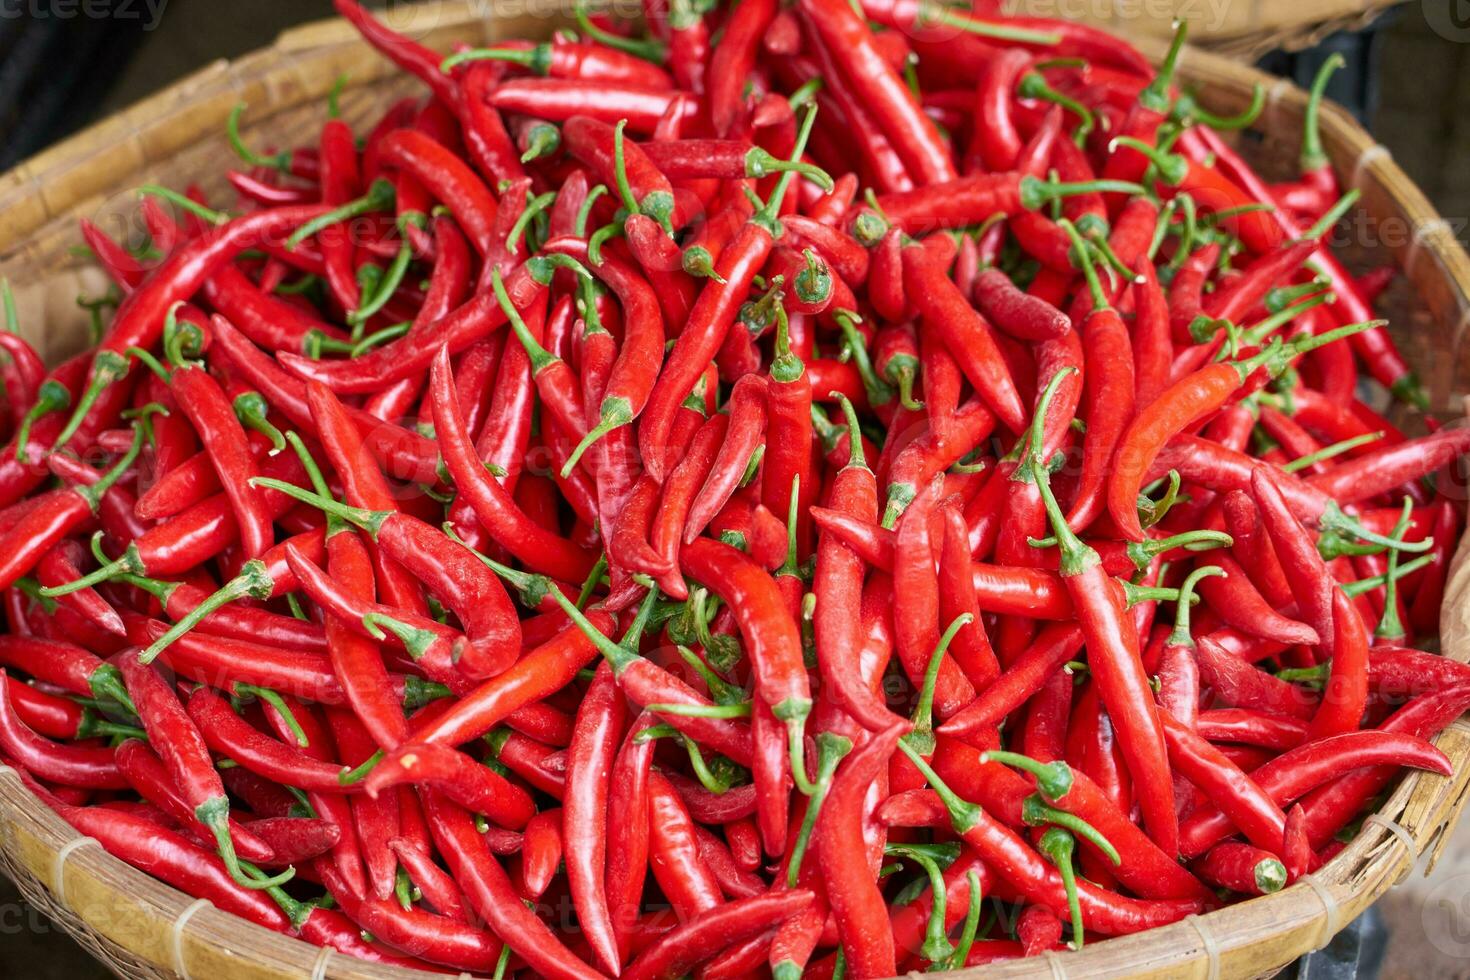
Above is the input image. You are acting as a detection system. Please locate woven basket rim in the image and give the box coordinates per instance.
[0,4,1468,979]
[1020,0,1408,55]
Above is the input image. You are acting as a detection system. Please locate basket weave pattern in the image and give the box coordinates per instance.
[1007,0,1406,60]
[0,4,1467,978]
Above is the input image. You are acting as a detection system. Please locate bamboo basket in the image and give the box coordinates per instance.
[1007,0,1407,60]
[0,4,1468,978]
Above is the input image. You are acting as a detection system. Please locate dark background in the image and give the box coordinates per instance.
[0,2,1465,978]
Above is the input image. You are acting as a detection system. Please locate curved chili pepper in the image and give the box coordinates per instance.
[820,722,905,976]
[683,375,768,542]
[56,800,289,930]
[1110,323,1368,541]
[184,686,354,792]
[814,402,904,733]
[605,712,657,955]
[427,346,596,581]
[254,476,522,681]
[166,362,276,560]
[561,660,625,972]
[319,856,504,970]
[1024,368,1178,857]
[903,242,1024,434]
[646,767,725,920]
[404,609,611,748]
[903,742,1203,934]
[681,537,809,738]
[35,543,121,638]
[360,740,535,833]
[974,49,1037,174]
[1180,728,1451,858]
[1191,553,1319,647]
[800,0,954,184]
[54,204,328,455]
[0,670,129,789]
[626,889,814,980]
[0,419,149,592]
[706,0,775,135]
[447,36,673,88]
[639,111,812,480]
[120,654,290,889]
[113,738,276,864]
[1195,632,1315,721]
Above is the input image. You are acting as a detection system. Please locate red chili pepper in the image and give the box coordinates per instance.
[256,475,522,681]
[120,654,289,890]
[940,624,1083,739]
[639,129,810,479]
[625,889,813,980]
[55,799,289,930]
[800,0,954,185]
[1110,325,1360,541]
[319,856,504,970]
[982,750,1211,901]
[820,723,904,976]
[1193,126,1423,406]
[1193,842,1287,896]
[706,0,775,135]
[903,242,1024,434]
[427,347,596,582]
[184,685,355,792]
[1179,728,1451,858]
[113,738,277,864]
[683,375,768,542]
[331,0,456,103]
[363,740,535,833]
[516,808,563,900]
[1024,369,1178,857]
[55,205,328,455]
[491,78,682,133]
[449,36,673,88]
[166,363,277,560]
[402,608,610,747]
[1193,553,1319,647]
[646,768,725,919]
[681,537,809,733]
[1059,221,1134,532]
[0,670,129,789]
[1298,684,1470,847]
[0,426,148,593]
[605,712,657,955]
[560,660,625,972]
[1194,632,1315,721]
[904,742,1204,935]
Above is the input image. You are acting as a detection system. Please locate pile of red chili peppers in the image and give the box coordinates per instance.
[0,1,1465,976]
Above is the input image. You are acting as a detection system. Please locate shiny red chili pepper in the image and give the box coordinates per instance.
[1180,728,1451,858]
[451,36,673,88]
[800,0,955,185]
[903,243,1024,434]
[491,78,682,133]
[55,205,328,455]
